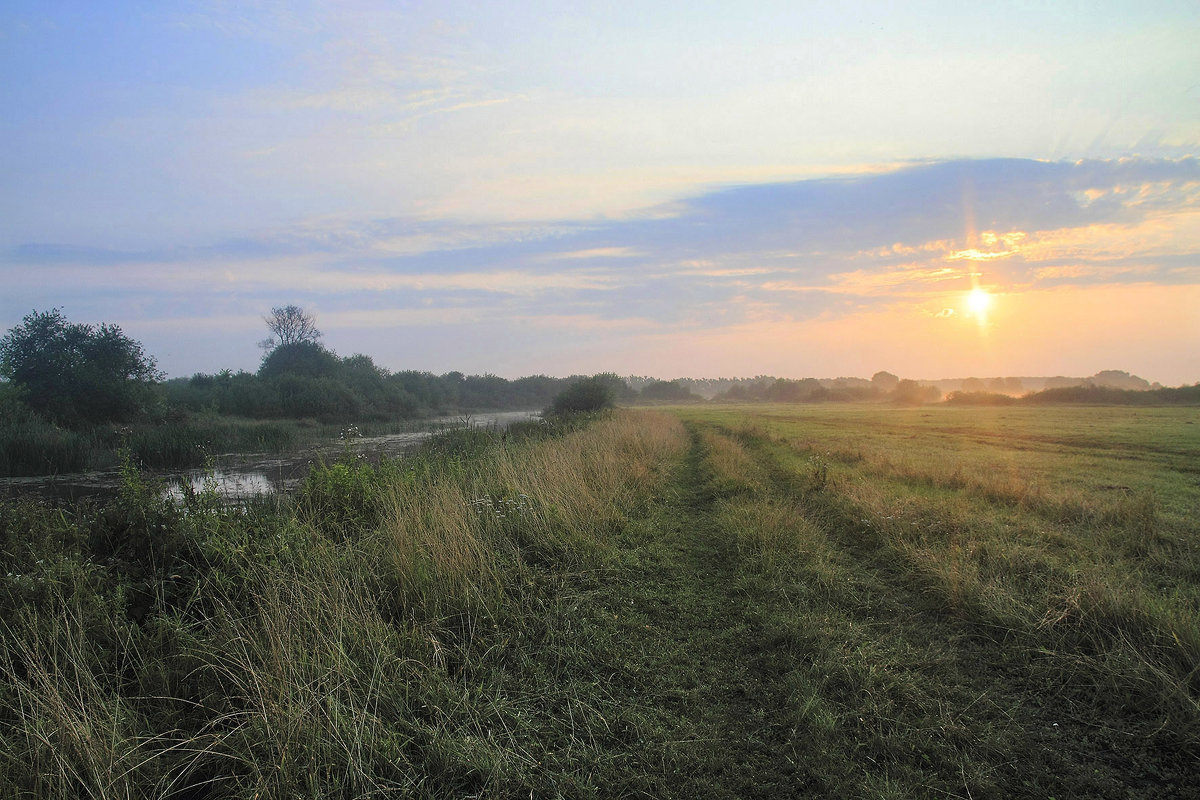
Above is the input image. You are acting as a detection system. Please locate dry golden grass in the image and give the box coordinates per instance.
[379,411,688,611]
[383,478,498,612]
[698,428,767,495]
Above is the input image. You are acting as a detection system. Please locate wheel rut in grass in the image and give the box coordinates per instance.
[702,418,1198,799]
[587,425,814,798]
[566,417,1193,798]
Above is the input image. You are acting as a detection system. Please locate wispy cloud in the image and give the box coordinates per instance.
[3,157,1199,380]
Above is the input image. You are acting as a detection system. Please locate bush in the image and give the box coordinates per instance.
[258,341,339,379]
[295,459,386,537]
[0,309,163,426]
[546,376,615,415]
[1024,384,1200,405]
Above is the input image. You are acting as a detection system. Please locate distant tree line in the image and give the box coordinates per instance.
[3,308,1194,435]
[167,351,630,423]
[693,371,939,405]
[627,369,1176,406]
[0,308,641,430]
[947,384,1200,406]
[6,307,1194,480]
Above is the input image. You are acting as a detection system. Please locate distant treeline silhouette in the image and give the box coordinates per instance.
[4,308,1197,478]
[168,349,617,423]
[947,384,1200,406]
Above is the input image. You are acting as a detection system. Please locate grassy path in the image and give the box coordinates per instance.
[563,418,1195,799]
[563,424,813,798]
[581,422,994,797]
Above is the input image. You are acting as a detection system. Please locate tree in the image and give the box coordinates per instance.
[891,379,941,405]
[641,379,700,403]
[591,372,637,403]
[258,340,339,379]
[0,309,163,425]
[1090,370,1151,391]
[871,370,900,392]
[763,377,822,403]
[260,305,321,350]
[546,376,615,415]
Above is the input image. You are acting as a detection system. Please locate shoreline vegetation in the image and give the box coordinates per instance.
[1,404,1196,797]
[2,309,1195,480]
[3,373,1196,479]
[0,361,630,478]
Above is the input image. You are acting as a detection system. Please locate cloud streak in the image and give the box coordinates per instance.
[3,157,1199,381]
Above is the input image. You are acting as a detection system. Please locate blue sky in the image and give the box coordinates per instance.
[2,2,1198,383]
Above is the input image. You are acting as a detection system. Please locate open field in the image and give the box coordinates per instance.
[1,404,1197,797]
[667,402,1200,796]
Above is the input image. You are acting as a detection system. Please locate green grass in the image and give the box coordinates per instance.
[2,404,1197,797]
[668,402,1200,796]
[0,411,692,797]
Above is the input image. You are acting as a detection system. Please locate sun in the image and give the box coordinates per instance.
[967,287,992,316]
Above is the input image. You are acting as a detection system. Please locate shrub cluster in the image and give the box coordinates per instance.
[169,354,628,424]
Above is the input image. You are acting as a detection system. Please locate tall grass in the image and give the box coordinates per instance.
[381,411,686,613]
[0,410,688,797]
[0,413,305,478]
[0,418,100,476]
[125,417,300,468]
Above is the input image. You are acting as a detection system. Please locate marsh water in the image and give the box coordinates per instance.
[3,411,541,503]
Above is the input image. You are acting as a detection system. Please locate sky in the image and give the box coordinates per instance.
[2,1,1199,385]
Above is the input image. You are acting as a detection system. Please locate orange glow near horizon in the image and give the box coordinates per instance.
[611,283,1200,385]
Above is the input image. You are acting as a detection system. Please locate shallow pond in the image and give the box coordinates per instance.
[3,411,541,503]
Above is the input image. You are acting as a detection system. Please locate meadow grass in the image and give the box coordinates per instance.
[2,403,1197,797]
[671,402,1200,795]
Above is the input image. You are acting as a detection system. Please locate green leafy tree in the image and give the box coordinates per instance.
[591,372,636,403]
[258,340,339,379]
[0,309,163,425]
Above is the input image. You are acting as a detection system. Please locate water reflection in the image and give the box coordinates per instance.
[3,410,541,503]
[162,470,279,502]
